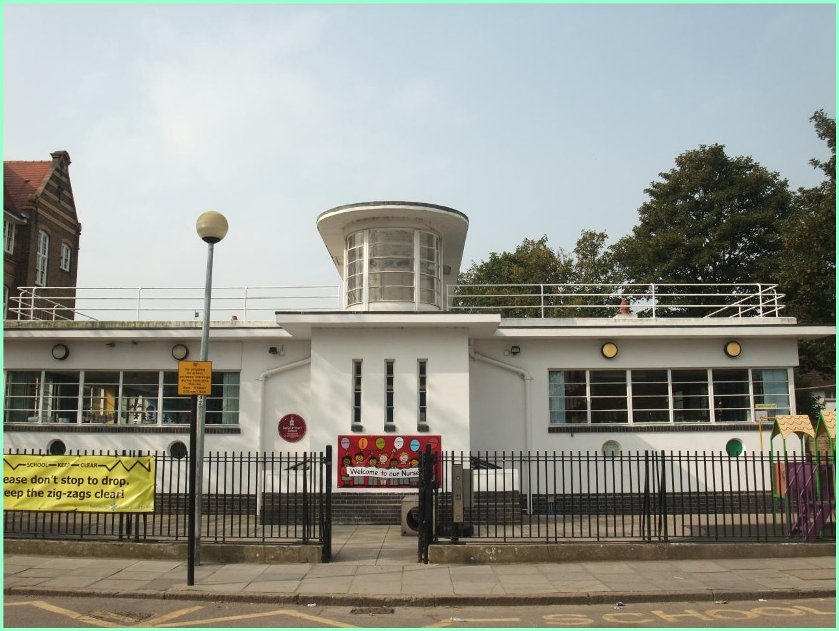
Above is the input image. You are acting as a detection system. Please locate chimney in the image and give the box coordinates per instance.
[50,151,71,171]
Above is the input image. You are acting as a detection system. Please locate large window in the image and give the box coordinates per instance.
[713,369,751,422]
[344,228,441,309]
[368,229,414,302]
[35,231,49,286]
[671,369,710,423]
[548,368,790,425]
[590,370,628,424]
[549,370,587,424]
[5,370,240,425]
[631,370,669,422]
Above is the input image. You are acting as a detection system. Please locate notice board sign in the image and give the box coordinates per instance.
[177,361,212,396]
[3,454,156,512]
[337,434,441,488]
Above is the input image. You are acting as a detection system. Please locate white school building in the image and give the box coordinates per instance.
[4,202,834,487]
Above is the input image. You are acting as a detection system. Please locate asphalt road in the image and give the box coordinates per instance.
[3,595,836,628]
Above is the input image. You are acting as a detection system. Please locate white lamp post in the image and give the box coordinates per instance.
[193,210,228,568]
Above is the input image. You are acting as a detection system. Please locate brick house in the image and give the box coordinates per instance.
[3,151,82,318]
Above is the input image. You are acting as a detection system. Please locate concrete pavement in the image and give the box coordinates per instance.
[3,526,836,606]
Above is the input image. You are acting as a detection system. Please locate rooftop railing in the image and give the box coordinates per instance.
[6,283,785,322]
[446,283,785,319]
[7,285,342,322]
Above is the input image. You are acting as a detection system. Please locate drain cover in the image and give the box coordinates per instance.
[350,607,395,615]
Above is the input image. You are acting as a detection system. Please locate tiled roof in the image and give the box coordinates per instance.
[3,160,53,212]
[771,415,815,440]
[817,411,836,440]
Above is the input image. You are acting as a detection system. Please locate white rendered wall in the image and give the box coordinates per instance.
[310,326,471,490]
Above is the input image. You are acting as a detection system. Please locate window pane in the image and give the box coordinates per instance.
[83,371,120,424]
[549,370,589,424]
[713,369,751,422]
[590,370,627,424]
[4,371,40,422]
[672,369,710,422]
[121,371,159,424]
[752,369,790,417]
[42,371,80,424]
[206,372,239,425]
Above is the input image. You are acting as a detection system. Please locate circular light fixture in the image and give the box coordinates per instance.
[171,343,190,361]
[724,340,742,358]
[51,343,70,360]
[600,342,618,359]
[196,210,229,244]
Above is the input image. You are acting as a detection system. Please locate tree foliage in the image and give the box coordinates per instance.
[778,110,836,374]
[612,144,792,288]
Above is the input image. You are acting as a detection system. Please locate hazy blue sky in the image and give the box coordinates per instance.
[4,3,835,290]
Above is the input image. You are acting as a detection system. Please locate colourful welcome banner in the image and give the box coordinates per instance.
[337,434,441,488]
[3,454,156,512]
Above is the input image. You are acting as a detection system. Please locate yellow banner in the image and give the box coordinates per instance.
[3,454,156,513]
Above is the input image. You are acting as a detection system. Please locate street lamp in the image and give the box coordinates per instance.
[189,210,228,582]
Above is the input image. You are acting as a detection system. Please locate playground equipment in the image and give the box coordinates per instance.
[769,414,835,540]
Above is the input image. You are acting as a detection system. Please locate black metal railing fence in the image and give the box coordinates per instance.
[3,448,333,559]
[430,450,835,544]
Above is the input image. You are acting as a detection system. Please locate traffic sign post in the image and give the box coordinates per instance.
[179,360,211,585]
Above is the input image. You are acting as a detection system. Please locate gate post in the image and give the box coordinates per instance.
[322,445,332,562]
[418,444,435,563]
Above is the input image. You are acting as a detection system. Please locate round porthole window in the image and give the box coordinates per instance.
[725,438,744,457]
[169,441,188,460]
[600,342,619,359]
[48,439,67,456]
[602,440,621,457]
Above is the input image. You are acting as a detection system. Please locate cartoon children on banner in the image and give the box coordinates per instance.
[336,434,441,489]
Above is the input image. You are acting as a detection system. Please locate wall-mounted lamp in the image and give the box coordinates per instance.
[509,345,521,356]
[724,340,742,358]
[171,343,190,361]
[268,346,279,355]
[600,342,619,359]
[51,343,69,360]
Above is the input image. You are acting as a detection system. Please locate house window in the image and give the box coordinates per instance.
[418,359,428,423]
[752,369,791,418]
[4,220,15,254]
[352,360,362,424]
[385,360,394,424]
[631,370,670,422]
[368,229,414,302]
[590,370,628,424]
[549,370,587,424]
[418,232,441,307]
[671,369,710,422]
[5,370,240,426]
[60,243,72,272]
[548,368,786,426]
[713,369,751,422]
[346,232,365,306]
[35,231,49,286]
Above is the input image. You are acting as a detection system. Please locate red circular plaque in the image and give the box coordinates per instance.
[278,414,306,442]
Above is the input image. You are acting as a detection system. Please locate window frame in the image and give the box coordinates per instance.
[35,231,49,286]
[4,220,16,254]
[59,243,72,272]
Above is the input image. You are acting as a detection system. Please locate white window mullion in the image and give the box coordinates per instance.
[787,367,796,414]
[586,371,592,424]
[118,371,124,425]
[362,231,369,309]
[37,370,46,423]
[77,370,85,424]
[625,369,633,424]
[157,371,164,426]
[413,230,421,310]
[667,369,674,424]
[707,368,716,424]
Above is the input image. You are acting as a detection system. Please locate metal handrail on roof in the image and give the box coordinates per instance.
[6,282,786,322]
[7,285,342,322]
[446,282,785,318]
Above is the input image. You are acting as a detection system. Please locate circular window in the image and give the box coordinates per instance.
[48,439,67,456]
[725,438,744,457]
[602,440,621,457]
[169,441,188,460]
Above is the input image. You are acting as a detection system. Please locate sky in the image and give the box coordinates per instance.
[3,2,836,292]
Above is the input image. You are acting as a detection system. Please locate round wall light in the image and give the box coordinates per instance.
[600,342,618,359]
[724,340,742,358]
[51,343,70,360]
[171,343,190,361]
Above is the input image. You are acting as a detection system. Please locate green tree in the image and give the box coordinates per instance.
[456,232,622,317]
[779,110,836,374]
[612,144,792,314]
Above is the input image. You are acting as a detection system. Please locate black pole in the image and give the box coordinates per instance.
[187,395,198,585]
